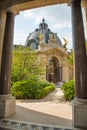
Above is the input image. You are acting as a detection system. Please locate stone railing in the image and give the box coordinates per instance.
[0,119,82,130]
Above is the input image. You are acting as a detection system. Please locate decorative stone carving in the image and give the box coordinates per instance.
[63,38,68,48]
[48,34,57,44]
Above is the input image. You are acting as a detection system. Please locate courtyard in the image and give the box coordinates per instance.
[1,87,80,130]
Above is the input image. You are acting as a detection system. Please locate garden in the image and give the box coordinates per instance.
[11,46,55,99]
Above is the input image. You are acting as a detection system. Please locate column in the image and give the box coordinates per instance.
[62,65,69,82]
[71,0,87,99]
[71,0,87,128]
[0,10,6,72]
[0,12,15,117]
[59,66,62,82]
[0,12,14,94]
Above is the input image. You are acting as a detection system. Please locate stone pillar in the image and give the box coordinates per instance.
[62,65,69,82]
[71,0,87,128]
[0,12,15,117]
[59,66,62,82]
[0,10,6,72]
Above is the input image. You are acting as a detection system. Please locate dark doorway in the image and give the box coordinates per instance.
[46,57,61,83]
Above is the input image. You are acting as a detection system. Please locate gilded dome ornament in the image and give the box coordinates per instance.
[63,38,68,48]
[38,33,43,44]
[48,34,57,44]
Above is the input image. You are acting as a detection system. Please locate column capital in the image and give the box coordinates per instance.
[0,9,6,15]
[70,0,81,4]
[0,9,6,22]
[7,5,20,15]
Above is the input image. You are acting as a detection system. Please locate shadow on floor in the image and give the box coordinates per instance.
[7,105,72,127]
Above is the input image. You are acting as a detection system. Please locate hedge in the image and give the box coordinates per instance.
[61,80,74,101]
[10,79,55,99]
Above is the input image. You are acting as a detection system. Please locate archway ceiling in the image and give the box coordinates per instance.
[0,0,86,28]
[0,0,69,10]
[17,0,69,11]
[0,0,86,11]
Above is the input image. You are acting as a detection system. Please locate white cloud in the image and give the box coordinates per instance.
[24,10,34,19]
[23,4,71,27]
[53,23,71,30]
[23,9,48,24]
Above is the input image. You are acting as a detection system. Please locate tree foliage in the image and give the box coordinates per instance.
[11,79,55,99]
[85,40,87,53]
[11,46,44,83]
[67,41,87,65]
[61,80,74,101]
[67,49,73,65]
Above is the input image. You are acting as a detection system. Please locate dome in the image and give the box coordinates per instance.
[25,18,63,50]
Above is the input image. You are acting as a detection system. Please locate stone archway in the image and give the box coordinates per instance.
[46,56,61,83]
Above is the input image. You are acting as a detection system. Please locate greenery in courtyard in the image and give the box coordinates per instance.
[65,42,87,100]
[11,78,55,99]
[11,46,44,83]
[61,80,74,101]
[11,46,55,99]
[67,41,87,65]
[67,49,73,65]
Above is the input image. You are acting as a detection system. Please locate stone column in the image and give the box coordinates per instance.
[62,65,69,82]
[71,0,87,128]
[60,66,62,82]
[0,12,15,117]
[0,10,6,72]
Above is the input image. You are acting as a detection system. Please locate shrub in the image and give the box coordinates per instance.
[61,80,74,101]
[43,85,55,96]
[38,80,54,88]
[10,79,55,99]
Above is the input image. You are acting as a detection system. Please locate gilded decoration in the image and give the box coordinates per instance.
[38,33,43,44]
[48,34,57,44]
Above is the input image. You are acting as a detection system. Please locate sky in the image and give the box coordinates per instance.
[13,3,86,50]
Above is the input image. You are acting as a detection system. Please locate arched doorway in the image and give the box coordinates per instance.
[46,56,62,83]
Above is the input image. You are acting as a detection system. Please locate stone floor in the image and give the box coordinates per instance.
[1,88,83,129]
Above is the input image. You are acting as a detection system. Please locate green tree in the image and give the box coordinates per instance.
[85,40,87,53]
[61,80,74,101]
[67,41,87,65]
[11,46,44,83]
[67,49,73,65]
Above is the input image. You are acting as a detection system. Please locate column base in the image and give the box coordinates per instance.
[72,98,87,128]
[0,94,16,117]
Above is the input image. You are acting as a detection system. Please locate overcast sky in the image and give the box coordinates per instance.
[13,3,86,50]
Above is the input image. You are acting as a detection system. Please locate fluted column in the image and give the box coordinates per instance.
[71,0,87,99]
[71,0,87,128]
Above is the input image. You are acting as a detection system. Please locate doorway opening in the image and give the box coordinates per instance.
[46,56,62,83]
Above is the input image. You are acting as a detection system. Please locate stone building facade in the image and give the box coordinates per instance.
[25,19,73,83]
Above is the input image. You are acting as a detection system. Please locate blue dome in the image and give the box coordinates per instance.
[25,19,62,50]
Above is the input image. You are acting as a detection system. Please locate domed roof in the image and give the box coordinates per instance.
[25,18,62,50]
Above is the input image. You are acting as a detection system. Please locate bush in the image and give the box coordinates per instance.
[61,80,74,101]
[10,79,55,99]
[43,85,55,96]
[38,80,54,88]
